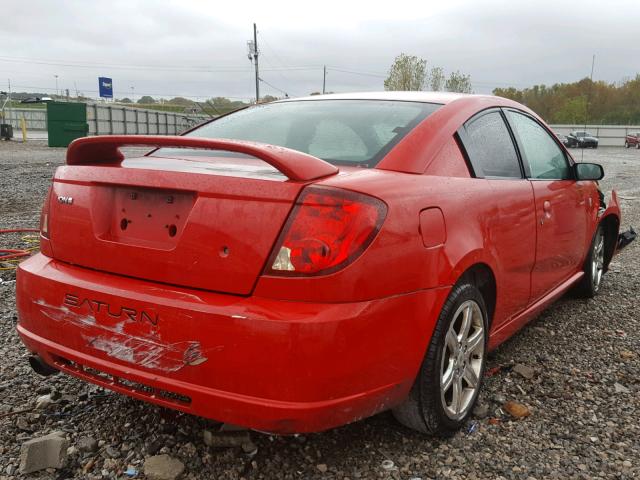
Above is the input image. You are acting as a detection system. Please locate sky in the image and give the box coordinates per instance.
[1,0,639,102]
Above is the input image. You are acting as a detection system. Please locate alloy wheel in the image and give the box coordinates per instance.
[592,229,605,292]
[439,300,485,420]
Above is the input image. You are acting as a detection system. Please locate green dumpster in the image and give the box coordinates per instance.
[47,102,89,147]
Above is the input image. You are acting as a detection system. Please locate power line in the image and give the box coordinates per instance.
[2,55,541,89]
[326,66,538,89]
[6,83,252,101]
[258,77,289,97]
[0,55,321,73]
[260,56,297,93]
[327,66,387,78]
[258,33,300,90]
[5,54,549,96]
[259,35,293,70]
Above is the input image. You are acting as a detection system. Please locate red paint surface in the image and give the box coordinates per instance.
[16,94,621,433]
[66,135,338,181]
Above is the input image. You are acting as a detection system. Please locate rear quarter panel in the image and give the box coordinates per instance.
[256,171,502,304]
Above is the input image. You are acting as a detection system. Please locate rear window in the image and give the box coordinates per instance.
[155,100,441,168]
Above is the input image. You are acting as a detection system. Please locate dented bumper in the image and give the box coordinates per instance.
[16,253,448,433]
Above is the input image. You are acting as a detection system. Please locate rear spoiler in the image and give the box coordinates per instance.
[66,135,339,182]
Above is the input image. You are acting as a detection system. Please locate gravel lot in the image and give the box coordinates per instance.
[1,140,638,480]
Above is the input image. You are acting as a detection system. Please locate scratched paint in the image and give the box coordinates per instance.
[35,299,209,373]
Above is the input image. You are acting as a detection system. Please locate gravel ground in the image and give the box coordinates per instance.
[1,140,638,480]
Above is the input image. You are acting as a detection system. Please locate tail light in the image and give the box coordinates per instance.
[40,186,52,239]
[266,186,387,276]
[39,186,53,257]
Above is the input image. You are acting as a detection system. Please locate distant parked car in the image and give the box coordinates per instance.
[20,97,53,104]
[624,132,640,149]
[555,132,570,147]
[566,131,598,148]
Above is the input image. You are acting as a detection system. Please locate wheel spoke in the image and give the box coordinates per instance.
[460,305,472,341]
[466,329,483,354]
[446,328,458,353]
[441,364,455,392]
[453,377,463,414]
[463,363,479,388]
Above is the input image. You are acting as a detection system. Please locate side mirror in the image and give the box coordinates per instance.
[574,162,604,181]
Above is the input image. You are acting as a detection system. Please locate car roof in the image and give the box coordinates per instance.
[276,91,474,105]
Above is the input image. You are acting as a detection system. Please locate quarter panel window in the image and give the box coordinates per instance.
[463,111,521,178]
[507,111,570,180]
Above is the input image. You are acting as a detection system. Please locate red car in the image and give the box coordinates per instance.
[17,92,622,436]
[624,132,640,148]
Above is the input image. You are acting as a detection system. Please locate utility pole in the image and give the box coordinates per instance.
[246,24,260,103]
[253,23,259,103]
[54,75,59,97]
[581,54,596,162]
[7,78,12,120]
[9,78,12,112]
[322,65,327,94]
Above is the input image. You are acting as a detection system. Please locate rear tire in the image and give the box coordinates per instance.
[625,141,630,148]
[574,225,605,298]
[636,143,640,149]
[392,283,488,436]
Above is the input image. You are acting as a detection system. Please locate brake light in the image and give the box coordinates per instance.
[266,186,386,276]
[40,186,52,239]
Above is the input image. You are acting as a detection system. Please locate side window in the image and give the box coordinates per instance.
[462,111,521,178]
[506,111,570,180]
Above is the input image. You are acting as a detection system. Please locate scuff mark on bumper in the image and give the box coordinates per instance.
[34,299,209,373]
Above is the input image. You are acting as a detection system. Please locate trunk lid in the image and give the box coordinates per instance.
[47,136,338,295]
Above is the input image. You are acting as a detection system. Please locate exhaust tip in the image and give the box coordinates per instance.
[28,355,59,377]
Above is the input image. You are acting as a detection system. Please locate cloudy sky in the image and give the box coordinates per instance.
[1,0,638,101]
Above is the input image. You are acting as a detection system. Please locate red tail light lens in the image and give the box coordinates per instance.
[266,186,387,276]
[40,186,52,239]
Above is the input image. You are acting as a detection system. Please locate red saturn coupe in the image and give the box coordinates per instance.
[17,92,621,436]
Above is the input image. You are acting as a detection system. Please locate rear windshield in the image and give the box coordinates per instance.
[155,100,441,168]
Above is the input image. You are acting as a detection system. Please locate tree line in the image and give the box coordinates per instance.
[383,53,473,93]
[494,75,640,125]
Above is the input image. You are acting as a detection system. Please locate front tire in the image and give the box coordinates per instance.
[625,141,630,148]
[574,226,605,298]
[392,283,488,436]
[636,143,640,149]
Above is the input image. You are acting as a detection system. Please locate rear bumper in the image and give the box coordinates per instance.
[16,254,449,433]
